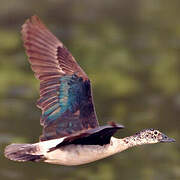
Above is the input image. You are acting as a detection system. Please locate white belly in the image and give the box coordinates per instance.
[38,137,127,166]
[44,143,115,166]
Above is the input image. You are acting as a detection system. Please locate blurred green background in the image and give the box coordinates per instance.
[0,0,179,180]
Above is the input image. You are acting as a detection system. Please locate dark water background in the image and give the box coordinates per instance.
[0,0,179,179]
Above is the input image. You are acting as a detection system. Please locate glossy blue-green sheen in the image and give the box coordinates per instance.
[43,74,87,125]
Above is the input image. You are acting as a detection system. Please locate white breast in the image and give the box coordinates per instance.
[43,137,126,166]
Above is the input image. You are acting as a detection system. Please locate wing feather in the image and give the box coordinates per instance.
[22,16,99,141]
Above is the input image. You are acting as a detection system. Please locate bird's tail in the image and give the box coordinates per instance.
[4,143,45,162]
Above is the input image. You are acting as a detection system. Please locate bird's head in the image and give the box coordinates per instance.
[133,128,176,145]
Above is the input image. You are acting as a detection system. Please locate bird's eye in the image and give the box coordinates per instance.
[154,131,158,135]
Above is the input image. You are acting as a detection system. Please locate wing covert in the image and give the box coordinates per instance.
[21,16,99,141]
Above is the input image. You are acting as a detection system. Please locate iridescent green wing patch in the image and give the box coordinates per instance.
[22,16,99,141]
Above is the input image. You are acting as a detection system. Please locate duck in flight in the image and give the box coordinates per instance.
[4,16,175,166]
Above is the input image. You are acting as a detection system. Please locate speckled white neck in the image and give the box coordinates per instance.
[120,133,158,148]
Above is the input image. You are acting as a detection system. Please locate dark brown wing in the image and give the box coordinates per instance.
[49,123,124,151]
[21,16,99,141]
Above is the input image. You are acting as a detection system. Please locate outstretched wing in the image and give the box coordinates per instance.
[21,16,99,141]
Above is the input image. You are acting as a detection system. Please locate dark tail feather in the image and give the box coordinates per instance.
[4,143,44,162]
